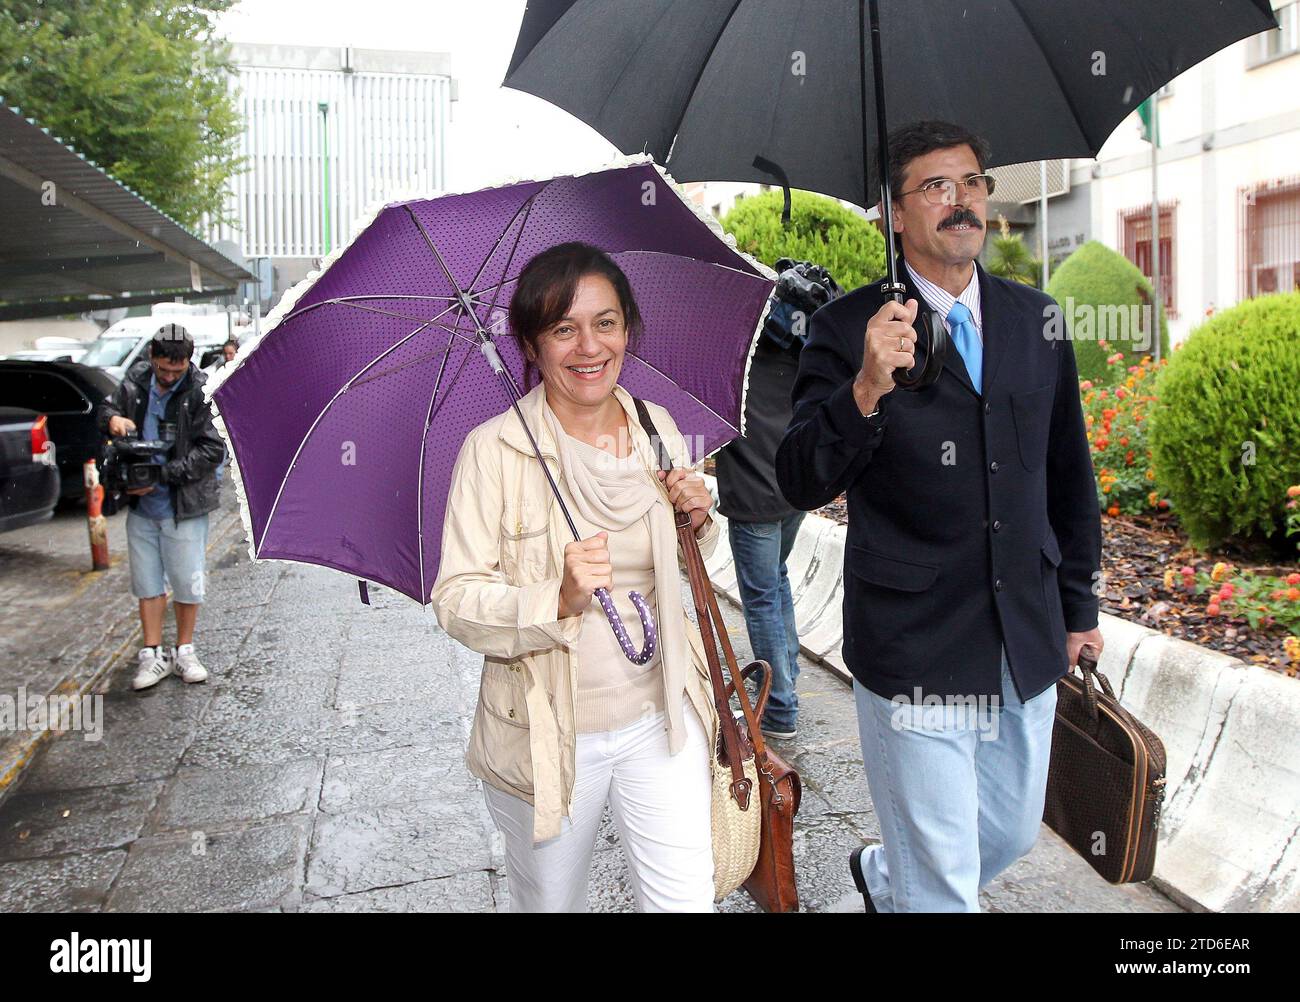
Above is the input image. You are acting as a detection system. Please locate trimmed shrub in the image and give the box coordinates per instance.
[1045,241,1170,384]
[719,189,885,291]
[1148,292,1300,549]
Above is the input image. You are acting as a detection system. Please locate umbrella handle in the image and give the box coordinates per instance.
[593,587,657,665]
[893,305,947,391]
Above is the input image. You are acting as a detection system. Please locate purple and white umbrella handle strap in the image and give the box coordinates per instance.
[593,587,657,665]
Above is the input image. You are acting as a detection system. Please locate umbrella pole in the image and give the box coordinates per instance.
[862,0,947,391]
[476,338,658,666]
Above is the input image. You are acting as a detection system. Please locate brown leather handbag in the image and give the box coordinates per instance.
[1043,648,1167,883]
[634,399,802,912]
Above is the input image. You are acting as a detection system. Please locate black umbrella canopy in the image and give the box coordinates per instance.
[504,0,1277,208]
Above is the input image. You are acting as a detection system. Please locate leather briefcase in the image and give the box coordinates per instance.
[1043,649,1167,883]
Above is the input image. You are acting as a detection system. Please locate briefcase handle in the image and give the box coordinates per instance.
[1071,645,1115,726]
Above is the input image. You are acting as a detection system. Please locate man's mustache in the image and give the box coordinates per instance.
[938,208,984,231]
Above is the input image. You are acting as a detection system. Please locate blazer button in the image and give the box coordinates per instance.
[992,519,1002,532]
[984,402,991,415]
[989,461,999,473]
[994,578,1004,591]
[508,708,516,718]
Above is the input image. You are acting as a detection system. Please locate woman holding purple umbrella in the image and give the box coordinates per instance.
[431,242,723,913]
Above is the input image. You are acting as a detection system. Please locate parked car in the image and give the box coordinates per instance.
[3,336,90,364]
[0,360,117,502]
[0,407,59,532]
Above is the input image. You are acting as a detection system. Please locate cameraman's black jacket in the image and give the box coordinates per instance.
[97,360,225,523]
[716,335,804,522]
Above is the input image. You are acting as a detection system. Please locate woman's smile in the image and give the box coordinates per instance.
[566,358,611,380]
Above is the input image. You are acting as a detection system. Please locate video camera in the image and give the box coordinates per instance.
[100,431,172,494]
[761,258,845,350]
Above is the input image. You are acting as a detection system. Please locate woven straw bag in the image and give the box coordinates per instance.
[709,718,763,899]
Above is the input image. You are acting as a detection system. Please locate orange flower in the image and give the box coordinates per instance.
[1210,562,1229,582]
[1107,504,1120,517]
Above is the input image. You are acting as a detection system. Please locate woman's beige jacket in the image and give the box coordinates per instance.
[430,380,721,843]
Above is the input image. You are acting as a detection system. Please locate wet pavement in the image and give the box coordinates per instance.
[0,495,1183,912]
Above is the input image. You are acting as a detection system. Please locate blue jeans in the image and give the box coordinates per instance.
[852,648,1058,911]
[727,512,805,732]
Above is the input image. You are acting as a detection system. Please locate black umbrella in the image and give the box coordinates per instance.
[504,0,1277,388]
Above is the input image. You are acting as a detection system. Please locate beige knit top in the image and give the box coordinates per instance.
[555,431,667,733]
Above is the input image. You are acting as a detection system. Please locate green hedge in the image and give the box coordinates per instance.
[1045,241,1170,384]
[719,189,885,291]
[1149,292,1300,549]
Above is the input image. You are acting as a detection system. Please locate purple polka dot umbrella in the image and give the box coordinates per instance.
[207,155,776,663]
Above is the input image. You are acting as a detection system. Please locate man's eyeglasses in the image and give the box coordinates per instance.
[897,173,997,206]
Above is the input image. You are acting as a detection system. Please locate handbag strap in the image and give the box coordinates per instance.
[631,397,772,809]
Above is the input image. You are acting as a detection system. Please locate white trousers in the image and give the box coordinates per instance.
[483,696,715,913]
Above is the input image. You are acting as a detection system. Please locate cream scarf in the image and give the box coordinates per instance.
[540,394,691,735]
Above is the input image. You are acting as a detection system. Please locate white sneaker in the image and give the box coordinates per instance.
[171,643,208,683]
[132,646,171,690]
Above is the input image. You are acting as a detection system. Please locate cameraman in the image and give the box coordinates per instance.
[715,260,844,742]
[98,324,225,691]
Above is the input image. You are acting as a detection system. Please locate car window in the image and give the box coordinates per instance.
[81,338,139,368]
[0,370,89,413]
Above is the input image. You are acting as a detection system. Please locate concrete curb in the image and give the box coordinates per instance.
[702,478,1298,912]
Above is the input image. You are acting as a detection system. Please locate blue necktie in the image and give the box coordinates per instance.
[947,301,982,394]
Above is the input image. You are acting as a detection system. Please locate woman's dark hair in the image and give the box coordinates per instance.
[508,242,643,391]
[886,120,993,200]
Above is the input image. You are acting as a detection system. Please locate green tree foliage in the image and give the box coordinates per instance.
[1149,292,1300,550]
[0,0,245,230]
[1045,240,1170,384]
[719,189,885,292]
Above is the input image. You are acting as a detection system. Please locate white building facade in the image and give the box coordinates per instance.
[1056,0,1300,344]
[204,43,456,299]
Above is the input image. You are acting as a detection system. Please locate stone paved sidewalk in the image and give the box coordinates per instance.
[0,497,1182,913]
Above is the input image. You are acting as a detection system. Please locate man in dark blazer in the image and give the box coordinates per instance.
[776,120,1103,912]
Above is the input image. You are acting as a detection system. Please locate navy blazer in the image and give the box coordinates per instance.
[775,256,1101,703]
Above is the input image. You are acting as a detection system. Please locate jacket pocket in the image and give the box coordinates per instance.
[1010,383,1054,471]
[848,545,940,592]
[1041,530,1066,646]
[499,499,550,583]
[1041,530,1062,568]
[469,661,535,795]
[479,660,530,725]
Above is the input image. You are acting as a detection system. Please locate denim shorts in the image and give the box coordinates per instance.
[126,508,209,603]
